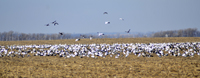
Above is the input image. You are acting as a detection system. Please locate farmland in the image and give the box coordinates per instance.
[1,37,200,45]
[0,37,200,78]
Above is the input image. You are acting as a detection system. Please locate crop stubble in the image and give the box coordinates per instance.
[0,37,200,77]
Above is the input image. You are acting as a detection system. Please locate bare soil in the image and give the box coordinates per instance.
[0,37,200,78]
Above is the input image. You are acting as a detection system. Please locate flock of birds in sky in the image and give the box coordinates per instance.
[1,42,200,58]
[46,20,59,26]
[45,12,131,41]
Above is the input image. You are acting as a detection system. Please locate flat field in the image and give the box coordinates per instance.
[0,37,200,78]
[1,37,200,45]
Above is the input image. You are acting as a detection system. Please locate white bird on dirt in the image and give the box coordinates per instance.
[190,52,194,57]
[137,53,141,57]
[197,52,200,56]
[157,53,161,57]
[125,54,129,58]
[90,36,93,40]
[75,38,80,41]
[178,53,181,56]
[182,53,187,57]
[115,55,119,58]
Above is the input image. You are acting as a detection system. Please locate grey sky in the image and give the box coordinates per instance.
[0,0,200,34]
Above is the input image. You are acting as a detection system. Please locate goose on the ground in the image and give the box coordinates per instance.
[75,38,80,41]
[90,36,93,40]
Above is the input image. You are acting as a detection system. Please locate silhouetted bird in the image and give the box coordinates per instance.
[54,22,59,26]
[51,20,59,26]
[80,34,86,38]
[59,32,63,35]
[103,12,108,14]
[46,24,50,26]
[125,29,131,33]
[52,20,57,24]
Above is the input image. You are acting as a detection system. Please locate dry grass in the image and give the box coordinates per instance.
[0,37,200,78]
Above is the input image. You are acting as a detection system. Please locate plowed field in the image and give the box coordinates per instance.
[0,37,200,78]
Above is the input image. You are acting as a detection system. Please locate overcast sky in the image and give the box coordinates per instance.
[0,0,200,34]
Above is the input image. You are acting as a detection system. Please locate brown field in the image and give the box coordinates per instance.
[0,37,200,78]
[1,37,200,45]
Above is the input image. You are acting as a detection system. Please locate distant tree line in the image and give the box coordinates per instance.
[0,31,72,41]
[152,28,200,37]
[0,31,135,41]
[0,28,199,41]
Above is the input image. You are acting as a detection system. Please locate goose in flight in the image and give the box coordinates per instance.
[54,22,59,26]
[59,32,63,35]
[52,20,59,26]
[97,32,105,36]
[46,24,50,26]
[103,12,108,14]
[105,21,110,24]
[119,18,124,21]
[80,34,86,38]
[52,20,57,24]
[125,29,131,33]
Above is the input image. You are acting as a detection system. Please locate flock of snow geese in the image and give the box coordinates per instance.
[45,12,130,41]
[19,12,198,59]
[0,42,200,58]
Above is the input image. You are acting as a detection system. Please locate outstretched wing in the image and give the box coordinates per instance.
[59,32,63,35]
[103,12,108,14]
[46,24,49,26]
[125,29,131,33]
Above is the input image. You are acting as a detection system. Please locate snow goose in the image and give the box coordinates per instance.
[125,29,131,33]
[105,21,110,24]
[46,24,50,26]
[103,12,108,14]
[59,32,63,35]
[75,38,80,41]
[97,32,105,36]
[119,18,124,21]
